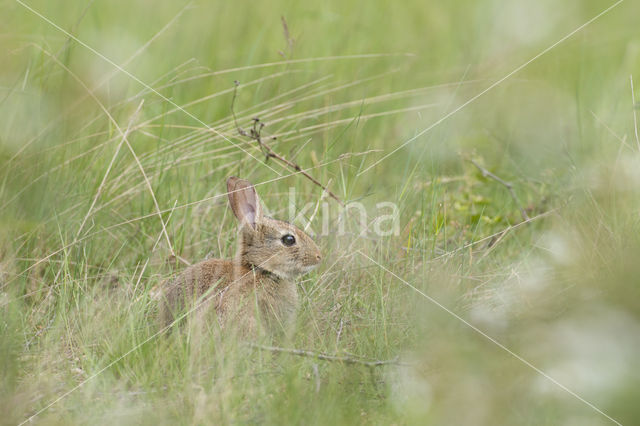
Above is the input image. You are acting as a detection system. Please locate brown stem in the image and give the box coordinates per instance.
[231,82,345,207]
[249,344,408,368]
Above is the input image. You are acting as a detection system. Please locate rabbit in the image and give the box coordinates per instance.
[159,176,322,336]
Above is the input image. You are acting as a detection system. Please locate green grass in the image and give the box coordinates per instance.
[2,0,640,424]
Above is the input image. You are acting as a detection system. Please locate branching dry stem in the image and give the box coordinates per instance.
[249,344,407,368]
[231,81,345,206]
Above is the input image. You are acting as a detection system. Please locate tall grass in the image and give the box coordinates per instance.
[1,0,640,424]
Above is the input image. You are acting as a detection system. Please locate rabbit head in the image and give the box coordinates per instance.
[227,177,322,279]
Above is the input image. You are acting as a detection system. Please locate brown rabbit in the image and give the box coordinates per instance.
[159,177,322,336]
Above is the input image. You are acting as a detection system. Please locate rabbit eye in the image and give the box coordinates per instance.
[281,234,296,246]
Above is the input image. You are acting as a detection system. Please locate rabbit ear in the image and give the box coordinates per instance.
[227,177,262,229]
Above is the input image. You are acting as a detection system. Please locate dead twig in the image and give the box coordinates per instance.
[250,343,407,368]
[468,158,530,221]
[231,81,345,206]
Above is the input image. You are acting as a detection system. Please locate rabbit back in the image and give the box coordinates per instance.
[159,258,234,326]
[159,257,300,333]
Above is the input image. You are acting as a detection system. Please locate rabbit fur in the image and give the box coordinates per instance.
[159,177,322,336]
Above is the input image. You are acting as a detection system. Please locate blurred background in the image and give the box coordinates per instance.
[1,0,639,424]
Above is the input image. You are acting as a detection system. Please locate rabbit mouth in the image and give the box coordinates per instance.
[266,264,317,280]
[300,264,319,274]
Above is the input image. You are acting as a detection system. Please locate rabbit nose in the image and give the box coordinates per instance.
[315,253,322,261]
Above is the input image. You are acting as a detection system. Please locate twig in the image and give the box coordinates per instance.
[468,158,530,221]
[231,81,345,207]
[249,343,407,367]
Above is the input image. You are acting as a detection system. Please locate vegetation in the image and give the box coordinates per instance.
[1,0,639,424]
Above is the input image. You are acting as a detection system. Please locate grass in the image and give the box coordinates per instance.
[1,0,640,424]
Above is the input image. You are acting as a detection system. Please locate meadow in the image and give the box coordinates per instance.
[1,0,639,424]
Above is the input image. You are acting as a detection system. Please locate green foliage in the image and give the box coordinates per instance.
[1,0,640,424]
